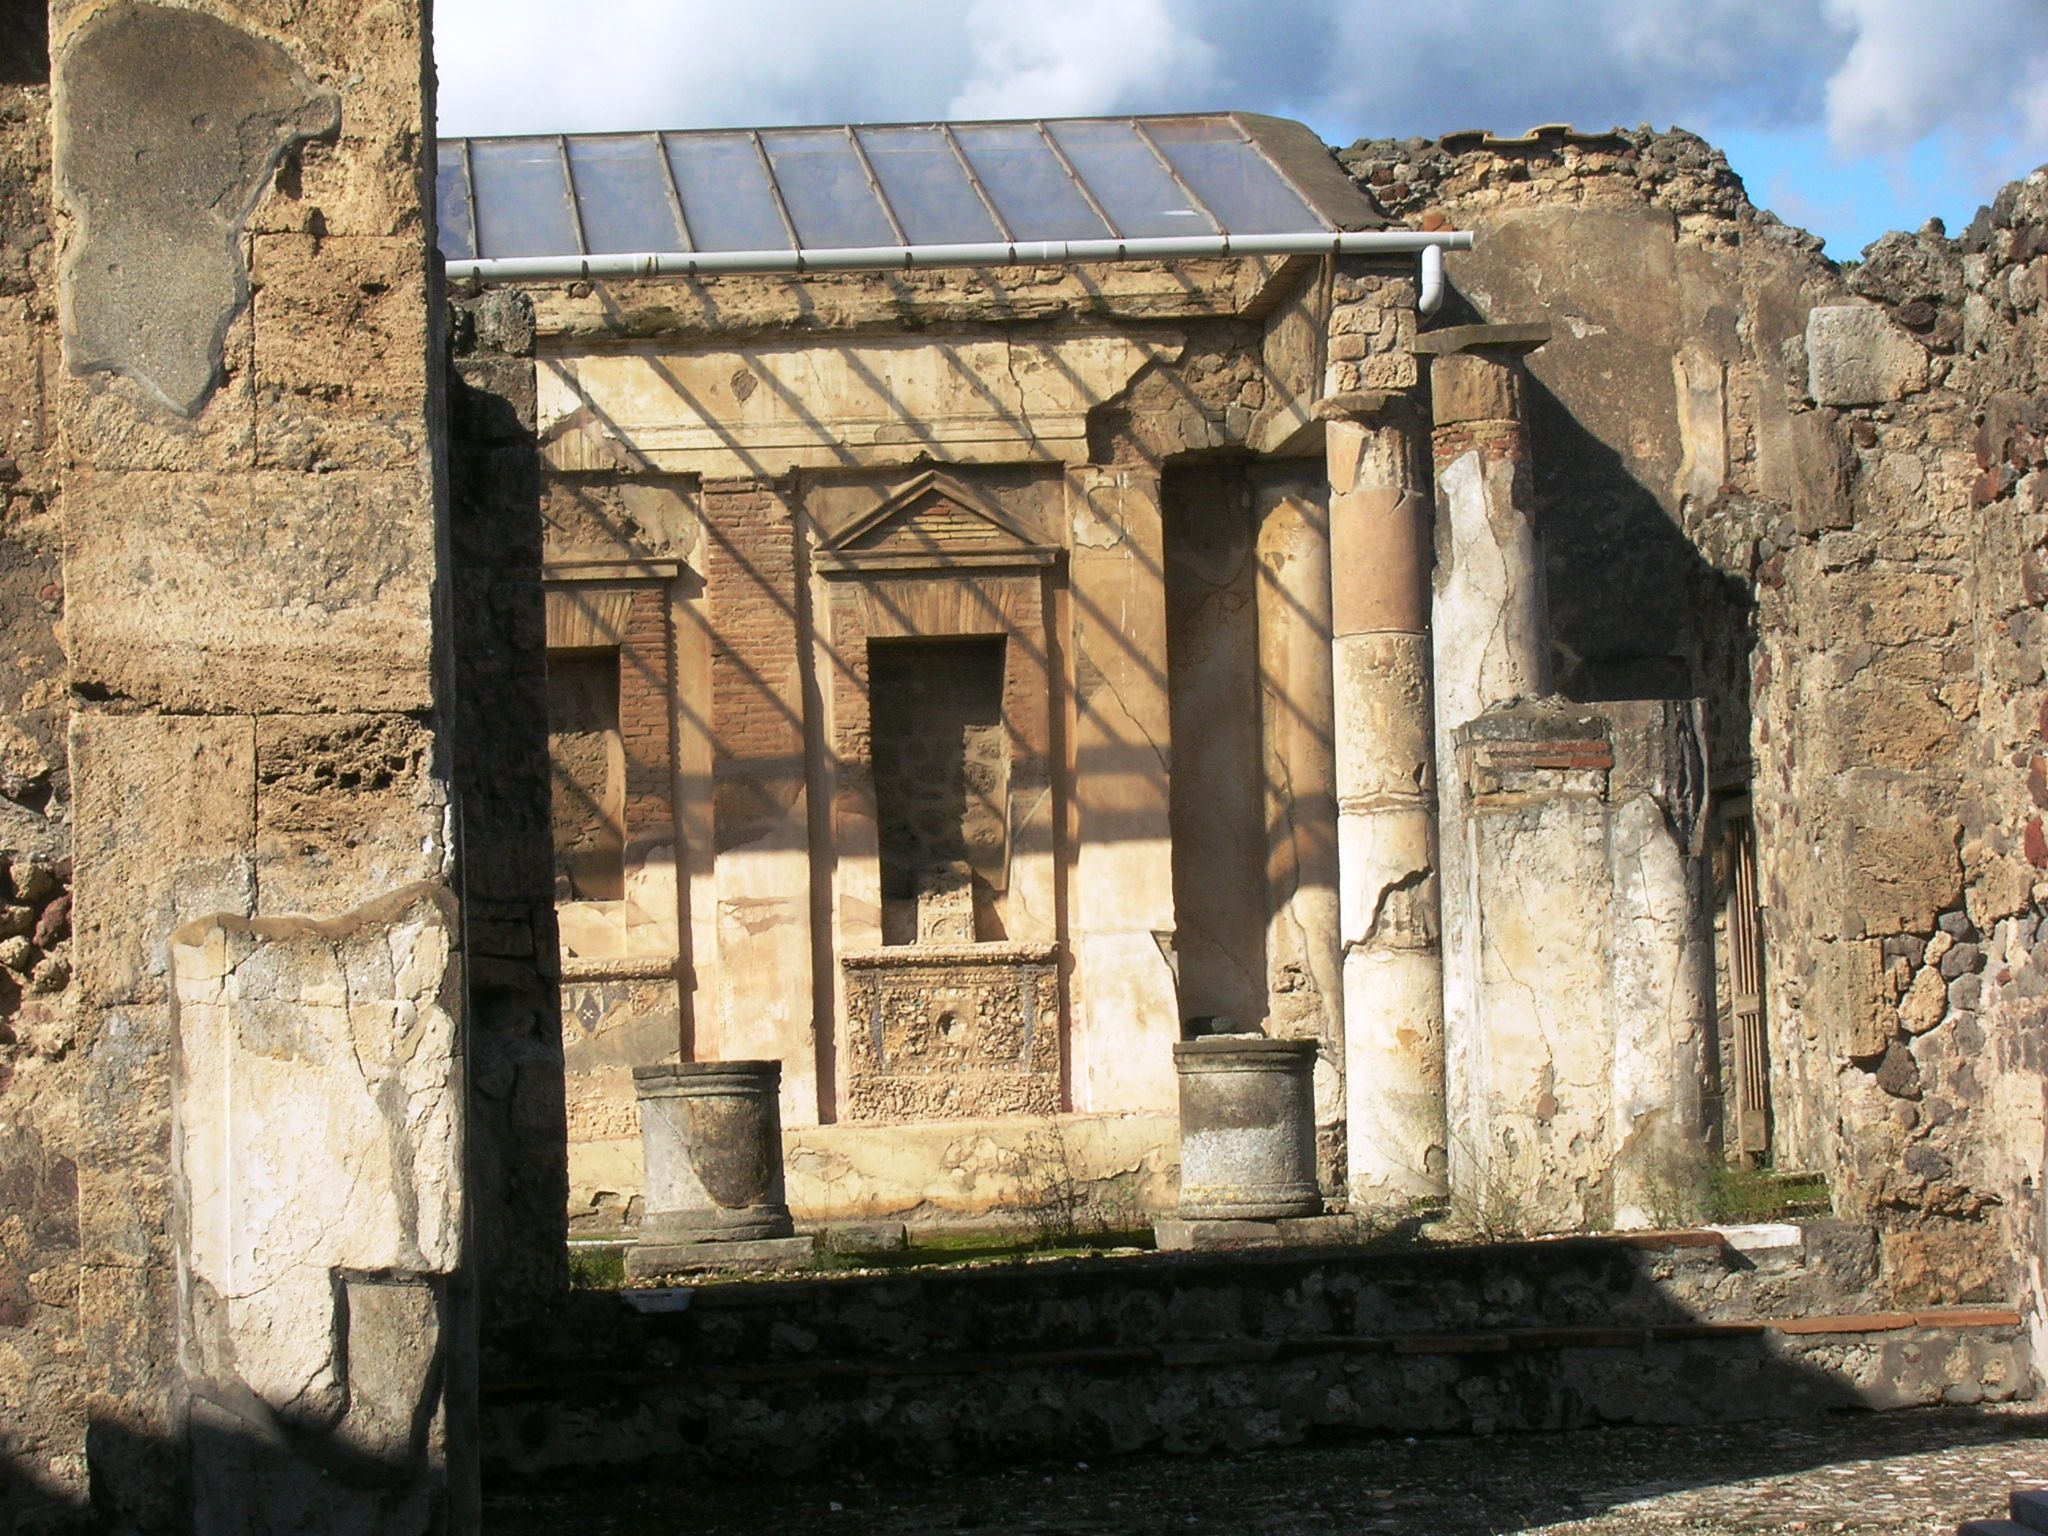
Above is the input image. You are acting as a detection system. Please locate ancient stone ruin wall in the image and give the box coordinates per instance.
[446,283,569,1313]
[0,5,86,1515]
[513,258,1414,1225]
[1777,188,2048,1308]
[1342,127,2048,1308]
[0,0,473,1527]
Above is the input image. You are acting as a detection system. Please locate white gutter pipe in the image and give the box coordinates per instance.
[443,228,1473,285]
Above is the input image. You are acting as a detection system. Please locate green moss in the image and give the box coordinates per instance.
[1702,1166,1831,1224]
[568,1244,626,1289]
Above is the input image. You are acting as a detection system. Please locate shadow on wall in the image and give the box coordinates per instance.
[5,1416,457,1535]
[1429,284,1756,756]
[474,1229,2034,1515]
[447,294,572,1321]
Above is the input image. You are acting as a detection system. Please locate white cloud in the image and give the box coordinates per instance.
[1823,0,2048,151]
[1310,0,1846,142]
[946,0,1222,120]
[430,0,2048,252]
[433,0,2046,155]
[434,0,977,135]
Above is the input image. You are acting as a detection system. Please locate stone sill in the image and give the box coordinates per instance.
[842,941,1058,969]
[561,954,683,983]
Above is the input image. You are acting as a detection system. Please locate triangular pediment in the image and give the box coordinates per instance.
[828,471,1040,555]
[815,473,1064,573]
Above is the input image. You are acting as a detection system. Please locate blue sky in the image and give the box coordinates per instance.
[434,0,2048,260]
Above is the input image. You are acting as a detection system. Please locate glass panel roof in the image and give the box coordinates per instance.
[466,136,577,260]
[760,129,901,249]
[952,123,1110,242]
[440,114,1356,266]
[665,134,789,252]
[858,126,1003,246]
[435,142,475,262]
[1044,119,1216,238]
[566,135,683,255]
[1147,117,1322,236]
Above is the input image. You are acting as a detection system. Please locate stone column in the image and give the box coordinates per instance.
[1067,463,1179,1113]
[1253,472,1344,1185]
[1322,393,1446,1208]
[1415,322,1552,1210]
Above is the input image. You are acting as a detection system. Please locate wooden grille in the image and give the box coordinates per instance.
[1725,812,1770,1157]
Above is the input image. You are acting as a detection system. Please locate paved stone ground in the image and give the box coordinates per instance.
[487,1405,2048,1534]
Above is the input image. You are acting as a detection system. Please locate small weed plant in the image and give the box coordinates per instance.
[1009,1119,1145,1249]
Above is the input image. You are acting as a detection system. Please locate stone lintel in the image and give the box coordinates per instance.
[1410,321,1551,358]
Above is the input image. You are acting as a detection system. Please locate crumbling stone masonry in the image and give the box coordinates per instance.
[5,1,2048,1520]
[1340,124,2048,1315]
[5,0,479,1527]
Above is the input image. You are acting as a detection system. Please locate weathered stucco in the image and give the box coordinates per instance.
[1346,125,2048,1305]
[9,13,2048,1516]
[171,889,464,1534]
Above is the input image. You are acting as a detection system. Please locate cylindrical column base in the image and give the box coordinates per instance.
[634,1059,794,1243]
[1344,946,1447,1203]
[1173,1037,1322,1219]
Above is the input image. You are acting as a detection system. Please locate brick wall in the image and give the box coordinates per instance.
[703,479,805,850]
[617,586,675,846]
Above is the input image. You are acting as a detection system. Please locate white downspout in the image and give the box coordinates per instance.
[1418,242,1446,317]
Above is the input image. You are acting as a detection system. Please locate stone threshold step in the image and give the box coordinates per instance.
[2009,1487,2048,1531]
[484,1307,2021,1398]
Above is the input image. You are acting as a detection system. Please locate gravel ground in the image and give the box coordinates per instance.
[486,1405,2048,1535]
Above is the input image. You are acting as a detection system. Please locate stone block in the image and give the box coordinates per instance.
[77,1260,176,1414]
[624,1235,816,1277]
[252,233,430,471]
[254,713,447,916]
[454,354,538,443]
[228,0,432,241]
[1152,1214,1362,1251]
[1880,1225,2006,1306]
[817,1222,909,1255]
[1706,1223,1804,1262]
[1812,939,1892,1063]
[1818,774,1974,946]
[70,714,256,1007]
[1806,304,1929,407]
[171,883,462,1479]
[64,468,437,714]
[1426,350,1525,425]
[53,308,257,472]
